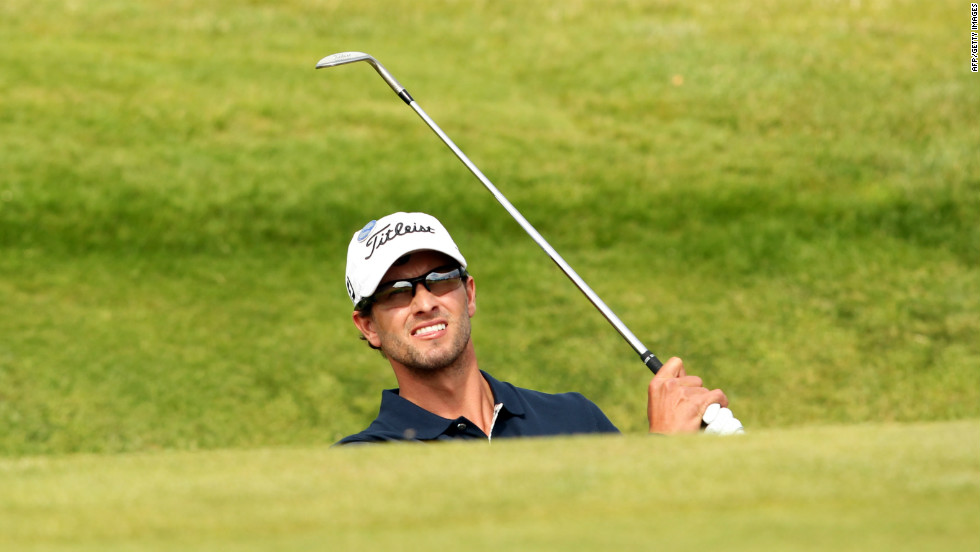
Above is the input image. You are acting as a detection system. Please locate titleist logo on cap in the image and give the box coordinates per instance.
[362,221,436,260]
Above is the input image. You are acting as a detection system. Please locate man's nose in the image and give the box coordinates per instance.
[409,281,439,311]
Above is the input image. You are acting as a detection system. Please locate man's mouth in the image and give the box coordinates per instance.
[412,323,447,337]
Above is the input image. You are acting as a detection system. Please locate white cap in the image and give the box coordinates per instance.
[345,212,467,307]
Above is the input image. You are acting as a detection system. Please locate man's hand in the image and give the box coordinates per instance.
[647,357,728,434]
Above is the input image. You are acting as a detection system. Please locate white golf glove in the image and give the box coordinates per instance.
[702,403,744,435]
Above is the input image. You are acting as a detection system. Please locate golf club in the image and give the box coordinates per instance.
[316,51,741,433]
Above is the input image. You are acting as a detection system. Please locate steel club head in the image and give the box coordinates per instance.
[315,51,407,97]
[315,51,377,69]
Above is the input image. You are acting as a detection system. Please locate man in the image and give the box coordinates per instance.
[337,212,731,444]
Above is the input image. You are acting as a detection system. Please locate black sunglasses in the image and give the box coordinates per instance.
[357,265,468,311]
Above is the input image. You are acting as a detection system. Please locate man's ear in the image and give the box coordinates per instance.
[352,310,382,348]
[465,275,476,318]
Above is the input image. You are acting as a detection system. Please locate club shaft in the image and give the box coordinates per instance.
[406,101,662,372]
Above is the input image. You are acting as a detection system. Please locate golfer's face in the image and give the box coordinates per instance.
[366,251,475,373]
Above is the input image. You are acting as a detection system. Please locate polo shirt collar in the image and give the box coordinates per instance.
[481,370,526,416]
[376,370,525,440]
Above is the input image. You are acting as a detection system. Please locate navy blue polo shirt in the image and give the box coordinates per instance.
[336,370,619,445]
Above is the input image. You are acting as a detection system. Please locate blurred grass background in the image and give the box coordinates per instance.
[1,0,978,455]
[2,422,977,551]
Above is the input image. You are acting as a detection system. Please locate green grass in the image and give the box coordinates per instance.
[1,0,978,455]
[1,421,977,551]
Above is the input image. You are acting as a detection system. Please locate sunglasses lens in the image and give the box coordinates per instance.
[425,270,463,295]
[372,281,414,308]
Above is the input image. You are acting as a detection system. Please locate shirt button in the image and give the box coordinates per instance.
[457,423,467,431]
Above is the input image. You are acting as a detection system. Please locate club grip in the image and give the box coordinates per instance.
[640,351,663,374]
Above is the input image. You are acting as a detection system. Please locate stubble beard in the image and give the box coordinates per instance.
[382,314,472,376]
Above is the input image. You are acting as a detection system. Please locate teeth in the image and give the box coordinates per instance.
[414,323,446,336]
